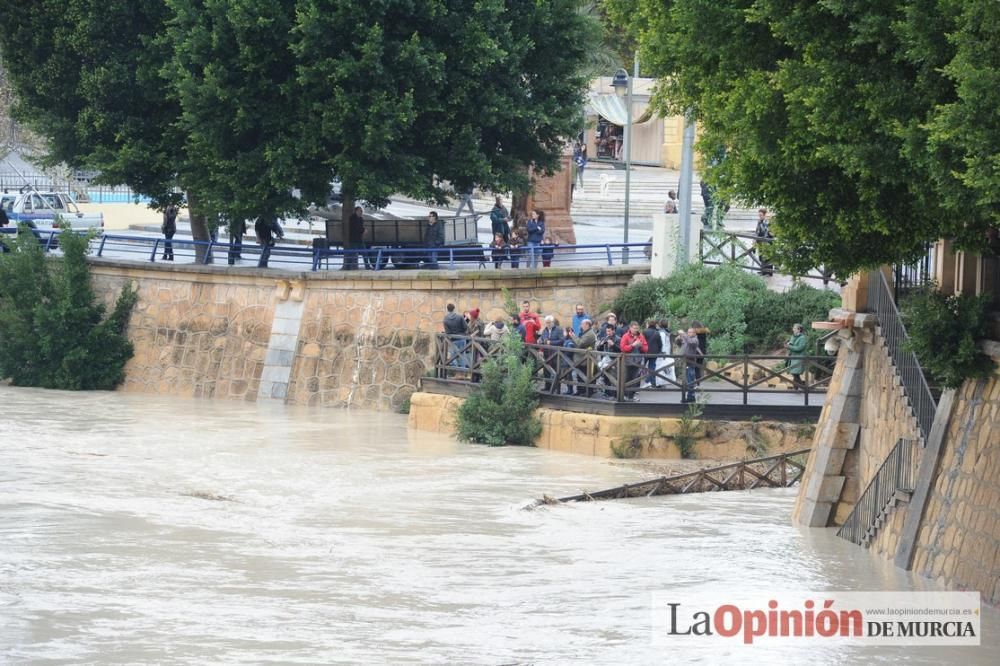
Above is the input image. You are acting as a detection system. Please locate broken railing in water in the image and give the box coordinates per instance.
[535,448,811,505]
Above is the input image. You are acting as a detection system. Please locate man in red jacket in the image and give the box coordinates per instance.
[518,300,541,344]
[619,321,649,401]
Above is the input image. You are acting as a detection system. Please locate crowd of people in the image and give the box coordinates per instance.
[485,197,558,269]
[441,299,811,402]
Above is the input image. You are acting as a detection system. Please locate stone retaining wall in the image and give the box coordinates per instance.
[89,261,642,411]
[910,367,1000,604]
[795,305,1000,604]
[408,392,814,459]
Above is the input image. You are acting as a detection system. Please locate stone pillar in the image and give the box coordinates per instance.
[792,344,864,527]
[955,250,979,295]
[526,149,576,245]
[841,273,870,313]
[934,239,957,295]
[650,213,678,278]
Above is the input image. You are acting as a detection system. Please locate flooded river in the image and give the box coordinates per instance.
[0,386,996,664]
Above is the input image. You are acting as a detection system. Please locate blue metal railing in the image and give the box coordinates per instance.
[2,227,652,272]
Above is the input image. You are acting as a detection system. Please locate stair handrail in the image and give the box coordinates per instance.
[836,438,915,546]
[867,269,937,441]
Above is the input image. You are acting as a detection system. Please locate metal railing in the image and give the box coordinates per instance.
[836,438,915,546]
[433,334,832,406]
[2,226,652,271]
[893,242,934,302]
[551,448,812,503]
[867,270,937,441]
[700,230,837,285]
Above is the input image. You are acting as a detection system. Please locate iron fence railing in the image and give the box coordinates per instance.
[867,270,937,441]
[836,438,915,546]
[893,242,934,302]
[433,334,832,406]
[699,230,837,285]
[1,227,651,271]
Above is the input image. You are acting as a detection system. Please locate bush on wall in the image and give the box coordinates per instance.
[0,227,137,389]
[609,263,840,354]
[902,287,994,389]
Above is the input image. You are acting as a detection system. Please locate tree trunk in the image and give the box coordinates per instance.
[512,189,530,232]
[340,187,354,251]
[186,190,212,264]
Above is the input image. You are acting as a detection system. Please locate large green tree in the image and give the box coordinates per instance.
[0,1,593,247]
[607,0,999,275]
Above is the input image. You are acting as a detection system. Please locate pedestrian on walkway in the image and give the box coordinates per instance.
[643,319,662,387]
[425,211,445,269]
[227,218,246,265]
[620,321,649,400]
[490,196,511,242]
[526,210,545,268]
[754,208,774,276]
[575,145,587,191]
[255,215,277,268]
[344,206,366,270]
[676,327,703,403]
[161,202,178,261]
[785,323,808,389]
[456,188,477,219]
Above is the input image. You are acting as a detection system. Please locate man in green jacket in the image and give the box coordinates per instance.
[786,323,808,388]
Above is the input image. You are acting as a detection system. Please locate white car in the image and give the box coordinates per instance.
[4,192,104,231]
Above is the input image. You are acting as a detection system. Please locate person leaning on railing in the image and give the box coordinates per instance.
[569,319,597,397]
[676,327,703,404]
[619,321,649,401]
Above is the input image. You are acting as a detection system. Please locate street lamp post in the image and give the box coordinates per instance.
[612,67,632,264]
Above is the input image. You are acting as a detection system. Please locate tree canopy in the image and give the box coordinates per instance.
[608,0,1000,274]
[0,0,593,230]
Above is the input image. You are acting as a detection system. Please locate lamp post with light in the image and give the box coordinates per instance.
[611,67,632,264]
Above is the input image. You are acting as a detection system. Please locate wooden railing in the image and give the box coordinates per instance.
[541,448,811,503]
[434,334,833,406]
[836,439,915,547]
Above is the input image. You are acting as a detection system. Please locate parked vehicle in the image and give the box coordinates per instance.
[3,192,103,231]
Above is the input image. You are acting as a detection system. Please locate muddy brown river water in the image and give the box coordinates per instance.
[0,386,996,664]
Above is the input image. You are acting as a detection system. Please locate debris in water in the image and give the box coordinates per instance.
[522,494,563,511]
[181,491,238,503]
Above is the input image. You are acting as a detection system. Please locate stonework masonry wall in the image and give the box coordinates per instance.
[89,261,641,411]
[408,392,814,460]
[857,334,923,495]
[795,309,1000,605]
[910,368,1000,604]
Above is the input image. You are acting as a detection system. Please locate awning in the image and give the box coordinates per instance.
[587,93,655,126]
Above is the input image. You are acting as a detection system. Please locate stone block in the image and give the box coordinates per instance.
[816,476,846,503]
[797,498,834,527]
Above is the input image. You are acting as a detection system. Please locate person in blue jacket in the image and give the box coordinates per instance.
[526,210,545,268]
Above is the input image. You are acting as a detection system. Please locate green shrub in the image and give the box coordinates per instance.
[455,335,542,446]
[0,227,137,389]
[608,263,840,353]
[902,287,994,389]
[674,397,706,459]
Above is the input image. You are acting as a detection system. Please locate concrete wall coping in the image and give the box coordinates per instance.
[87,258,646,289]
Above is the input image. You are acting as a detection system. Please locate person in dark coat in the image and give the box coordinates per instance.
[643,319,662,387]
[255,215,276,268]
[539,316,565,393]
[489,196,511,242]
[442,303,468,372]
[526,210,545,268]
[425,211,445,268]
[161,203,178,261]
[345,206,366,270]
[228,218,247,265]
